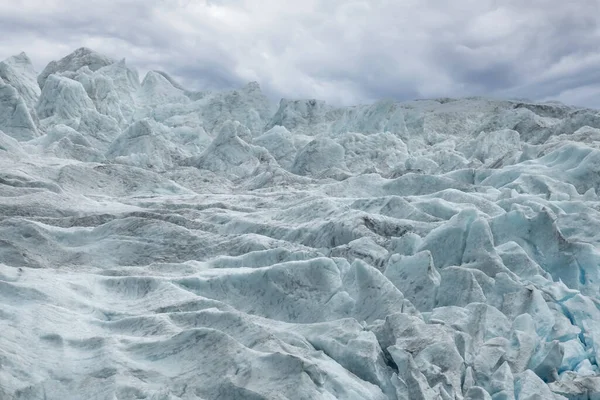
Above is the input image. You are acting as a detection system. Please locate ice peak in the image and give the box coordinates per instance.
[151,70,186,91]
[243,81,261,93]
[1,51,37,78]
[0,51,41,120]
[38,47,115,89]
[3,51,34,68]
[36,74,95,120]
[138,70,189,106]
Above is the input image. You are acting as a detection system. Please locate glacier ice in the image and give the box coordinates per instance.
[0,77,39,141]
[2,47,600,399]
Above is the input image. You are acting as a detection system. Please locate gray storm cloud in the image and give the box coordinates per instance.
[1,0,599,107]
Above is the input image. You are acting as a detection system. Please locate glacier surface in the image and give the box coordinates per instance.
[1,48,600,399]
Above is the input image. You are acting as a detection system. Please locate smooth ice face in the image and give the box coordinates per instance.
[2,47,600,399]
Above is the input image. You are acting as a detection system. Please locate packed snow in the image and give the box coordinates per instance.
[2,47,600,399]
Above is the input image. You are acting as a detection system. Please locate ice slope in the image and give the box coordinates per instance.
[0,52,41,119]
[2,48,600,399]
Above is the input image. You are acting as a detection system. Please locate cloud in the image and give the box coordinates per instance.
[1,0,599,107]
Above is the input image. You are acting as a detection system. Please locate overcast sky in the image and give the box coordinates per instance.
[2,0,600,107]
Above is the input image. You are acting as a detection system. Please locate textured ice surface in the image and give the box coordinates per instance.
[2,48,600,399]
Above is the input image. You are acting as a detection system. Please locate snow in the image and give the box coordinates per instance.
[1,47,600,399]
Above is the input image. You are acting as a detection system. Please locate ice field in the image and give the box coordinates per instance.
[2,48,600,399]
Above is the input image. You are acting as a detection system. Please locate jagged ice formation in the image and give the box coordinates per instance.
[1,47,600,399]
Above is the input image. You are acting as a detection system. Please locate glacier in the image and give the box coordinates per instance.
[1,47,600,399]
